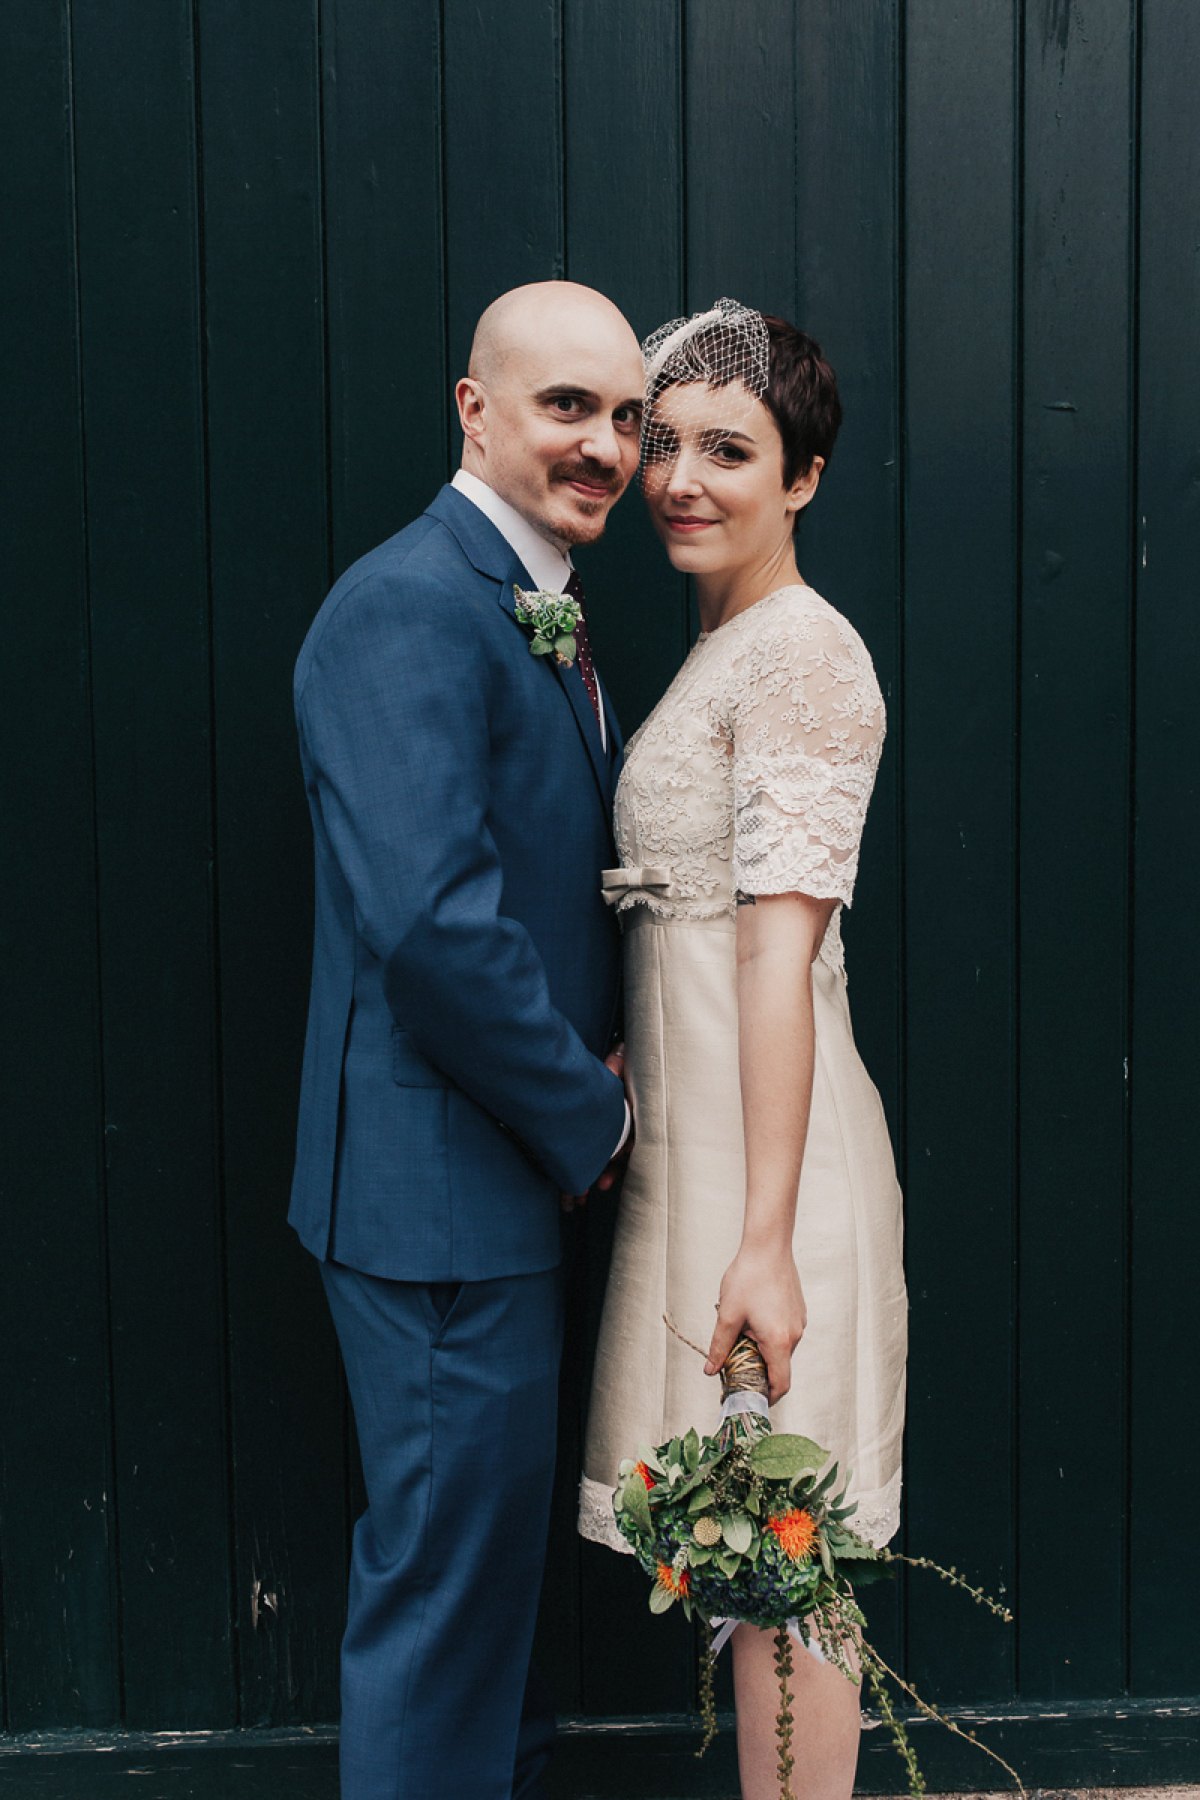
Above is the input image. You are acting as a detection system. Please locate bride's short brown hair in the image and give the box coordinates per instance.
[759,316,843,486]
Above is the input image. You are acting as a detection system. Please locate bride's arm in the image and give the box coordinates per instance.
[703,889,836,1403]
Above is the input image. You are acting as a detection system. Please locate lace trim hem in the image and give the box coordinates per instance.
[577,1475,634,1555]
[850,1467,903,1548]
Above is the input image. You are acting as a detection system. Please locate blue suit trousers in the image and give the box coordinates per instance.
[321,1260,564,1799]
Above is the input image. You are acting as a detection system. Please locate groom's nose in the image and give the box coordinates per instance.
[578,415,623,468]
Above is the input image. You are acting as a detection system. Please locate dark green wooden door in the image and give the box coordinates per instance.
[3,0,1199,1788]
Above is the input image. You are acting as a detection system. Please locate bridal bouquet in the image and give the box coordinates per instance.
[613,1333,1020,1800]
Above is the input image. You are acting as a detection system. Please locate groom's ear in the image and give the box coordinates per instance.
[456,376,488,446]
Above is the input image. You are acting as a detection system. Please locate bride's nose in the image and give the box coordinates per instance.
[665,449,703,498]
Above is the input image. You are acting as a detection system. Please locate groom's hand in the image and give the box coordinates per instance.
[595,1043,633,1192]
[560,1045,633,1210]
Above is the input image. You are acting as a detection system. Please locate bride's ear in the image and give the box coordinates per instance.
[785,454,824,517]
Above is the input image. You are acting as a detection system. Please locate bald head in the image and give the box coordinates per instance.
[469,281,640,389]
[456,281,645,549]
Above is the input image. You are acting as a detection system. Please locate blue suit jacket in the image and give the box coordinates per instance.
[289,484,626,1281]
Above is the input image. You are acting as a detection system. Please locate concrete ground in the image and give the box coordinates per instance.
[924,1792,1200,1800]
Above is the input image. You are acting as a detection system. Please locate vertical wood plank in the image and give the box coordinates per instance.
[1129,0,1200,1698]
[902,0,1020,1702]
[1018,0,1136,1699]
[791,0,902,1136]
[323,0,447,575]
[71,0,233,1727]
[685,0,797,315]
[564,0,687,738]
[443,0,564,396]
[196,0,344,1726]
[0,0,117,1728]
[790,0,904,1671]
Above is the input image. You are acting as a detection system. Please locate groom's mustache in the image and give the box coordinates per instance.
[550,459,624,495]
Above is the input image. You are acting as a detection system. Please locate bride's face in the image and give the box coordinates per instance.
[640,381,820,577]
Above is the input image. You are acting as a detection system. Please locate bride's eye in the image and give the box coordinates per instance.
[712,442,749,464]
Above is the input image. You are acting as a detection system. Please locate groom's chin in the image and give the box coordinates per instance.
[554,497,622,547]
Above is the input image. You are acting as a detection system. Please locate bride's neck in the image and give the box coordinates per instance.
[694,540,803,634]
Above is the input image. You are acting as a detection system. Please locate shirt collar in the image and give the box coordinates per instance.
[451,469,574,596]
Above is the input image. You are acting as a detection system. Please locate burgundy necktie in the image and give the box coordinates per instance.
[565,570,602,732]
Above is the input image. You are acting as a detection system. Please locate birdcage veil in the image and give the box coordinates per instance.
[640,297,770,483]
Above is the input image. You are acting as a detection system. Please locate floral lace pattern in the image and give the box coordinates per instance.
[612,587,885,972]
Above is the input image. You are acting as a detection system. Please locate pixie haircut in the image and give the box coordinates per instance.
[759,315,843,486]
[642,307,842,493]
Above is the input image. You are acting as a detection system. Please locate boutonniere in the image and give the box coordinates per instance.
[513,586,582,667]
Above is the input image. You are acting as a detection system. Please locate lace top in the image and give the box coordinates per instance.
[611,585,885,973]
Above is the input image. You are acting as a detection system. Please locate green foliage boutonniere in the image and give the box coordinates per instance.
[514,586,582,667]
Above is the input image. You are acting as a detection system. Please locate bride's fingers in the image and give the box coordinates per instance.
[764,1347,792,1404]
[704,1313,740,1375]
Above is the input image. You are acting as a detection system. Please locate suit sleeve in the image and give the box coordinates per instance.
[296,561,625,1195]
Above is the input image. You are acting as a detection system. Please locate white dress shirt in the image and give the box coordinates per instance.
[451,468,629,1164]
[451,469,605,750]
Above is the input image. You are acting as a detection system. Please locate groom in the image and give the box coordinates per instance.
[289,282,644,1798]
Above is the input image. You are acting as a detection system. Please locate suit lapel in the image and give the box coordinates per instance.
[427,486,615,816]
[597,670,624,770]
[504,572,613,816]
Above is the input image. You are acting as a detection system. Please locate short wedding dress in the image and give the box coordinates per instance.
[579,584,907,1554]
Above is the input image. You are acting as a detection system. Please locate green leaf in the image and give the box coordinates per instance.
[818,1529,835,1580]
[715,1548,743,1579]
[832,1538,880,1562]
[803,1464,840,1503]
[687,1484,715,1515]
[553,633,577,660]
[529,636,552,655]
[621,1475,652,1536]
[688,1544,714,1567]
[743,1488,761,1516]
[672,1445,731,1507]
[842,1555,895,1587]
[721,1512,754,1555]
[748,1434,828,1480]
[683,1428,701,1473]
[649,1582,677,1614]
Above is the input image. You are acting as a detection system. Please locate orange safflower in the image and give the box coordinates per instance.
[634,1461,656,1491]
[655,1559,691,1599]
[768,1508,818,1563]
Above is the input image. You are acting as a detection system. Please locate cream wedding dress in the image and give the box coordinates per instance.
[579,584,907,1554]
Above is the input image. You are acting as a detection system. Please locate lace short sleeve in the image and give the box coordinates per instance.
[724,596,885,906]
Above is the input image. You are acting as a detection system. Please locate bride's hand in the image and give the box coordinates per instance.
[704,1244,806,1404]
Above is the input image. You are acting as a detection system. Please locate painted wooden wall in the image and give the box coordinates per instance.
[3,0,1198,1777]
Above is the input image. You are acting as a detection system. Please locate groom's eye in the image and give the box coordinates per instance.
[550,394,584,415]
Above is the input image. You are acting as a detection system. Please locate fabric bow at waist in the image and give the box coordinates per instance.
[600,865,675,905]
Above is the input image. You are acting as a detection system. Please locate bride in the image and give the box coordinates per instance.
[579,300,908,1800]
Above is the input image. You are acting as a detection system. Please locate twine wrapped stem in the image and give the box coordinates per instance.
[719,1333,770,1402]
